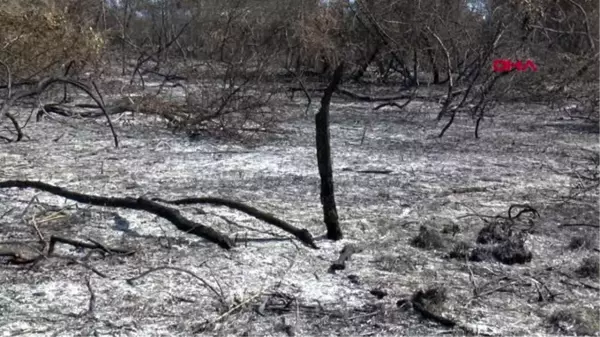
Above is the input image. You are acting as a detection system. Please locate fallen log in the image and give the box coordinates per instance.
[0,180,234,249]
[153,197,318,249]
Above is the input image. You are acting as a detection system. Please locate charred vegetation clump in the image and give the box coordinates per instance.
[410,225,448,250]
[575,256,600,280]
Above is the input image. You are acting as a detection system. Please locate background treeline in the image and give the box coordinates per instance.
[0,0,598,134]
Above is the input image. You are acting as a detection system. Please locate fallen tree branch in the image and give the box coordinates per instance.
[48,235,134,255]
[37,98,137,121]
[559,223,600,229]
[342,168,394,174]
[0,180,234,249]
[126,265,222,300]
[58,256,108,278]
[373,100,412,111]
[152,197,318,249]
[83,277,96,316]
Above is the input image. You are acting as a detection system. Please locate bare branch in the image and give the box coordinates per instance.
[0,77,119,147]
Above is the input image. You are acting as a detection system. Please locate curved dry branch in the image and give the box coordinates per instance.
[565,0,596,52]
[3,112,23,141]
[0,180,234,249]
[0,77,119,147]
[427,27,454,121]
[152,197,318,249]
[126,266,222,300]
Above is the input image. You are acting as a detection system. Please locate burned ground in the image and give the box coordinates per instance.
[0,85,598,336]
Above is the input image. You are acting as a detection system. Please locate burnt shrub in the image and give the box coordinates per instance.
[575,256,599,280]
[410,226,447,250]
[470,238,532,265]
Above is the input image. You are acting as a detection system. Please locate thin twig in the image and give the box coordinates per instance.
[194,289,265,333]
[30,217,45,242]
[84,276,96,316]
[559,223,599,228]
[55,256,108,278]
[126,265,221,299]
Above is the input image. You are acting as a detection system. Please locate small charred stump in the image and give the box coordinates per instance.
[329,243,363,272]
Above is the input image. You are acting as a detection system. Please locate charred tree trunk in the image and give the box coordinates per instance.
[315,63,344,241]
[427,49,440,84]
[412,49,420,86]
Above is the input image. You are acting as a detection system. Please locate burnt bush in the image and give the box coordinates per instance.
[476,220,515,245]
[410,226,447,250]
[469,238,532,265]
[446,241,472,260]
[575,256,599,280]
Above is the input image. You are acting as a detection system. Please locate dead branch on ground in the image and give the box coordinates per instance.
[126,265,223,300]
[1,180,317,249]
[0,180,234,249]
[152,197,318,249]
[82,277,96,317]
[49,235,134,255]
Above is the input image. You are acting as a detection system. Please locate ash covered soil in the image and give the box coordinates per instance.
[0,89,598,337]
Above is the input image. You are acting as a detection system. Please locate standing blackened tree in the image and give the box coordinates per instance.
[315,63,344,240]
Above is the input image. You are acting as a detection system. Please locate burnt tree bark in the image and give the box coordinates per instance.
[315,63,344,241]
[427,48,440,84]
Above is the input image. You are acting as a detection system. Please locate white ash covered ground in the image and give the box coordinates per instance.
[0,89,598,337]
